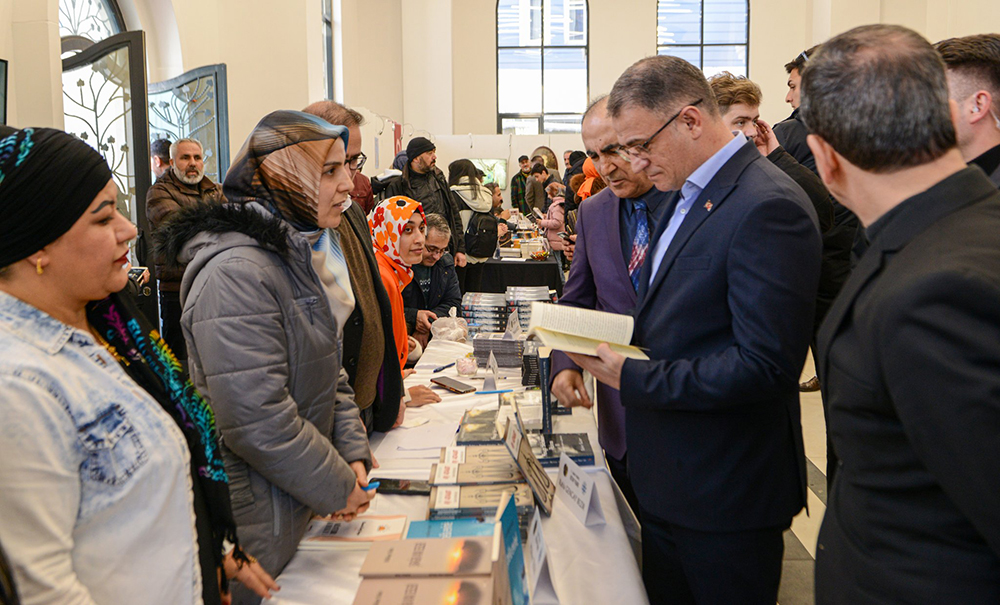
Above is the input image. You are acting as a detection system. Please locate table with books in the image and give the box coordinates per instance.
[271,334,648,605]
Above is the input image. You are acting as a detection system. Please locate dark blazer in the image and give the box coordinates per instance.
[550,187,641,460]
[814,167,1000,603]
[619,141,822,532]
[341,201,402,432]
[402,252,462,333]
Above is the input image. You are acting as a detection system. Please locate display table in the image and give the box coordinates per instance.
[271,339,647,604]
[479,257,564,297]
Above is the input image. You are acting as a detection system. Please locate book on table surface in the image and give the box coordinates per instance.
[300,514,408,549]
[352,576,496,605]
[441,445,513,465]
[528,432,595,467]
[405,518,496,539]
[456,409,503,446]
[428,483,535,520]
[527,301,649,360]
[430,461,524,486]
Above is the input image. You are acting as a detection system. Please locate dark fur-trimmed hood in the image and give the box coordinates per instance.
[154,202,290,270]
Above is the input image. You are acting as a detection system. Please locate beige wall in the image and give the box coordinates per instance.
[341,0,404,121]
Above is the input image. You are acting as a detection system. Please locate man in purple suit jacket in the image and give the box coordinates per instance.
[550,96,672,512]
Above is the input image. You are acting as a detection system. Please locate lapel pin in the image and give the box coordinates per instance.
[704,200,713,212]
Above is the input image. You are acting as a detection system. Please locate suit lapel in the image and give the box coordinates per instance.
[637,143,758,316]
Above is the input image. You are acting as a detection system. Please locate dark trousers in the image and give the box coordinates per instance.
[639,509,785,605]
[158,290,187,361]
[606,452,639,519]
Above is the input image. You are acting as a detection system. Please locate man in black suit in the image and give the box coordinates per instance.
[568,55,822,604]
[802,24,1000,603]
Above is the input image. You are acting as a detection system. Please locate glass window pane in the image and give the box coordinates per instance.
[543,47,586,113]
[545,0,587,46]
[498,0,542,47]
[149,74,223,183]
[59,0,122,43]
[704,0,747,44]
[703,45,747,78]
[502,117,540,135]
[62,46,136,220]
[499,48,542,113]
[543,115,582,134]
[657,0,702,46]
[657,45,702,69]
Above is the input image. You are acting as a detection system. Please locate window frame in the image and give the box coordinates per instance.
[655,0,750,77]
[496,0,591,135]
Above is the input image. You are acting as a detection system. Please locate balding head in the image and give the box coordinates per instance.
[801,24,956,173]
[303,100,364,169]
[582,96,654,199]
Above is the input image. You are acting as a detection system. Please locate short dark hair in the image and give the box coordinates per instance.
[785,45,821,74]
[607,55,718,119]
[800,24,956,173]
[530,155,544,165]
[150,138,171,162]
[935,34,1000,98]
[425,212,451,239]
[529,163,548,175]
[518,155,529,163]
[302,100,366,127]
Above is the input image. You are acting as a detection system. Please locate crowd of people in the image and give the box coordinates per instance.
[0,22,999,605]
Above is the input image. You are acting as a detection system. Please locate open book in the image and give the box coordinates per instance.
[527,302,649,360]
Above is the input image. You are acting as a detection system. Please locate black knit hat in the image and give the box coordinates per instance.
[406,136,435,162]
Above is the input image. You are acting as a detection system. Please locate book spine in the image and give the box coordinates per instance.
[539,349,553,435]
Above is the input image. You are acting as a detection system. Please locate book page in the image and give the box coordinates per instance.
[528,302,634,346]
[530,327,649,360]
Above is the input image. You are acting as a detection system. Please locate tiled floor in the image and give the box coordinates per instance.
[779,351,827,605]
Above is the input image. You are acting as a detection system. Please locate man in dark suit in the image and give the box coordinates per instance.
[936,34,1000,188]
[549,95,673,514]
[801,25,1000,603]
[568,55,822,604]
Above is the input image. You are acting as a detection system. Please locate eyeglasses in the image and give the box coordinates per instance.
[617,99,703,160]
[348,152,367,173]
[424,244,447,257]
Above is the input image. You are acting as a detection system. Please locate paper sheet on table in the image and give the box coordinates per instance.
[373,422,458,460]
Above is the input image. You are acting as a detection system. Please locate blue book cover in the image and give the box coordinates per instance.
[497,490,529,605]
[405,518,495,539]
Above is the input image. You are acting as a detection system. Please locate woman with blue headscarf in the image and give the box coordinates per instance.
[156,111,374,603]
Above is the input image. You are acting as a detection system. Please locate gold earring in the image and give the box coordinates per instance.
[36,259,44,275]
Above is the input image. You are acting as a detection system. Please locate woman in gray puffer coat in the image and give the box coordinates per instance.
[156,111,373,604]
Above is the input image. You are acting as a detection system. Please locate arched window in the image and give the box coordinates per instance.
[59,0,126,56]
[497,0,589,135]
[657,0,748,77]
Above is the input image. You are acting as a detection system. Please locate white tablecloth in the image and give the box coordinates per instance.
[272,340,648,605]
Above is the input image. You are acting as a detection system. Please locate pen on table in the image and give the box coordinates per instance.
[362,481,380,491]
[432,362,455,373]
[478,389,513,395]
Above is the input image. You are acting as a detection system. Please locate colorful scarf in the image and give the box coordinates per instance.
[86,292,244,592]
[223,110,350,231]
[576,157,601,201]
[369,196,425,280]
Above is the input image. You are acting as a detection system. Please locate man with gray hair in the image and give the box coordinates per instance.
[801,24,1000,603]
[401,213,462,346]
[146,137,225,360]
[936,33,1000,187]
[567,54,821,603]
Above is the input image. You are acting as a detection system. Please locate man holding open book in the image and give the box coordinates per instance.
[566,56,822,604]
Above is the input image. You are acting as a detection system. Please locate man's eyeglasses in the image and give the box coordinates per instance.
[617,99,703,160]
[424,244,447,257]
[348,152,367,173]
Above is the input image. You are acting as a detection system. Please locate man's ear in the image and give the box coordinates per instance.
[807,134,840,190]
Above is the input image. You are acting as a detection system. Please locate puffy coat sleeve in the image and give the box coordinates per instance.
[184,256,358,515]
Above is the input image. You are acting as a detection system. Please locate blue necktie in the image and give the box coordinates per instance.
[628,199,649,292]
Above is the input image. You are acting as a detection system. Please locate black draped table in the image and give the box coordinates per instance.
[479,257,564,297]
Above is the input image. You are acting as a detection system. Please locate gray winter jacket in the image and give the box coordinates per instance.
[156,202,372,587]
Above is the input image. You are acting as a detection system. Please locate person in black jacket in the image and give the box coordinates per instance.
[402,213,462,347]
[803,24,1000,604]
[383,137,467,268]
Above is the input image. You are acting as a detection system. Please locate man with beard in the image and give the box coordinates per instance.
[146,138,226,360]
[548,95,674,513]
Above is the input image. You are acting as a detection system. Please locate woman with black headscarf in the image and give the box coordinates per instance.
[0,127,275,604]
[155,110,374,603]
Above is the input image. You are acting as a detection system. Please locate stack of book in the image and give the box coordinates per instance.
[497,246,521,259]
[472,332,526,368]
[461,292,508,337]
[506,286,556,332]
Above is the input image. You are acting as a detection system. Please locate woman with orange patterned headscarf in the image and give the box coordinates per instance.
[370,197,429,377]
